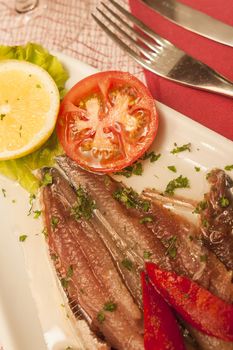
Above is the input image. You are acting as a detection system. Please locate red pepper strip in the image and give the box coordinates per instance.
[146,262,233,342]
[141,272,186,350]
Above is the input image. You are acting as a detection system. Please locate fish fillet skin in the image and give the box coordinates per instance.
[56,156,233,350]
[41,168,144,350]
[56,156,170,270]
[200,169,233,271]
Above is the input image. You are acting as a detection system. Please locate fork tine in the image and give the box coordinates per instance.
[92,13,157,74]
[96,8,156,61]
[101,2,161,54]
[108,0,167,46]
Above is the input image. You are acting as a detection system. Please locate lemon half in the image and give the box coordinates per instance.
[0,60,60,160]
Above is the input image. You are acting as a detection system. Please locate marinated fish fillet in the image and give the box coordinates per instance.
[142,188,233,302]
[199,169,233,271]
[56,156,171,280]
[41,167,144,350]
[56,156,233,350]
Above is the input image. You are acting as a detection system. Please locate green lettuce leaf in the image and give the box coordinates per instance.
[0,43,69,193]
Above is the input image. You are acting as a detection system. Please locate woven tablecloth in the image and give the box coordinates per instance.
[0,1,142,349]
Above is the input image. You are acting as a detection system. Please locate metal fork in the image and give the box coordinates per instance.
[92,0,233,98]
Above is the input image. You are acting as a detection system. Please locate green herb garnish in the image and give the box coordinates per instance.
[19,234,27,242]
[113,187,150,211]
[60,278,69,289]
[200,254,207,262]
[71,186,96,221]
[121,258,133,271]
[165,175,190,195]
[171,143,191,154]
[140,216,153,224]
[103,301,117,312]
[97,311,105,323]
[219,196,230,208]
[51,253,58,261]
[66,265,74,278]
[0,114,6,120]
[60,265,74,289]
[41,172,53,186]
[167,165,177,173]
[114,162,143,177]
[42,227,48,238]
[36,84,41,88]
[1,188,6,197]
[51,216,59,229]
[193,200,207,214]
[141,151,161,163]
[165,236,177,259]
[194,166,201,172]
[143,251,152,259]
[202,218,209,228]
[27,193,36,216]
[33,210,41,218]
[225,165,233,171]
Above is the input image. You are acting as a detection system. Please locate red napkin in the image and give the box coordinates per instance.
[129,0,233,141]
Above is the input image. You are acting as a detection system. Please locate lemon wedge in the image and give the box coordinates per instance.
[0,60,60,160]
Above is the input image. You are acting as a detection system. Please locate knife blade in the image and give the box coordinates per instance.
[141,0,233,47]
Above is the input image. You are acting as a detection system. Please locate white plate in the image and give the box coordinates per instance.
[0,52,233,350]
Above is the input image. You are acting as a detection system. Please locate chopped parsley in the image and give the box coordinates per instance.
[140,216,153,224]
[193,200,207,214]
[19,234,27,242]
[0,114,6,120]
[51,216,59,229]
[33,210,41,219]
[194,166,201,172]
[28,193,36,215]
[219,196,230,208]
[60,278,69,289]
[224,165,233,171]
[114,162,143,177]
[51,253,58,261]
[113,187,150,211]
[97,310,105,323]
[165,175,190,195]
[103,301,117,312]
[41,172,53,186]
[1,188,6,197]
[141,151,161,163]
[121,258,133,271]
[60,265,74,289]
[202,218,209,228]
[66,265,74,278]
[200,254,207,262]
[36,84,41,88]
[42,227,48,238]
[171,142,191,154]
[167,165,177,173]
[165,236,177,259]
[143,251,152,259]
[71,186,96,221]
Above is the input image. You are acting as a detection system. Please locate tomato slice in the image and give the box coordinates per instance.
[57,71,158,172]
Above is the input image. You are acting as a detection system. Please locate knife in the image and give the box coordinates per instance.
[141,0,233,47]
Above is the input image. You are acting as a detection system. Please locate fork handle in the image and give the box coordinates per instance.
[168,56,233,98]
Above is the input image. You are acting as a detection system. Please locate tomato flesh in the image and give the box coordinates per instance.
[57,71,158,172]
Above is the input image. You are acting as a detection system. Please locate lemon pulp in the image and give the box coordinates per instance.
[0,60,60,160]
